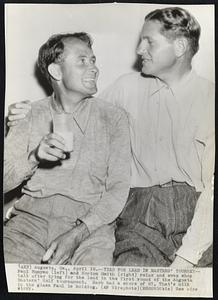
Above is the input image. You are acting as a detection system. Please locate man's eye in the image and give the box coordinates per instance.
[148,40,154,46]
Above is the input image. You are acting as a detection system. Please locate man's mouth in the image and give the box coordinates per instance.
[83,78,96,82]
[142,57,152,64]
[83,75,97,83]
[83,77,97,90]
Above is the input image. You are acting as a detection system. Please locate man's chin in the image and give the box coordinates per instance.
[141,67,156,77]
[90,86,97,94]
[86,87,97,96]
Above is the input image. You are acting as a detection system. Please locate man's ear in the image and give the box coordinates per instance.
[48,63,62,81]
[174,37,188,58]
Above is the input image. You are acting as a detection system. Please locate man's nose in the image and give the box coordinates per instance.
[136,40,148,55]
[90,64,99,74]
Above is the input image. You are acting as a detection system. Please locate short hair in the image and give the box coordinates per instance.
[38,32,93,82]
[145,7,201,57]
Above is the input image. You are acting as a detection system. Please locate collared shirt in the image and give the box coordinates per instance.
[4,96,131,234]
[100,71,215,264]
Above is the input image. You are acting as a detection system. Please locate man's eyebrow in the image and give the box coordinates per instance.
[77,54,96,60]
[78,54,88,58]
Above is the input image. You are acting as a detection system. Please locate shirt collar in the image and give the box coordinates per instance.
[149,77,167,97]
[50,93,92,134]
[148,69,195,97]
[170,69,195,94]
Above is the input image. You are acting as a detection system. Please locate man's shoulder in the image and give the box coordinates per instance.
[91,97,127,121]
[31,96,51,111]
[193,72,214,91]
[113,71,154,86]
[192,73,215,108]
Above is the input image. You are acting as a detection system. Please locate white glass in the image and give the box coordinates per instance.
[52,112,74,152]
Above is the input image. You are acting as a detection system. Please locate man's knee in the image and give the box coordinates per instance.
[72,246,114,265]
[71,224,115,266]
[4,216,46,264]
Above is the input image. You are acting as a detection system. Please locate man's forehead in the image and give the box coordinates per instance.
[141,20,162,37]
[63,38,93,56]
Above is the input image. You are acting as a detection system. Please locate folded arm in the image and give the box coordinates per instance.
[173,89,215,267]
[80,109,131,234]
[173,134,214,267]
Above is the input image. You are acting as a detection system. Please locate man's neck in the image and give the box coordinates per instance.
[53,88,87,113]
[159,60,192,88]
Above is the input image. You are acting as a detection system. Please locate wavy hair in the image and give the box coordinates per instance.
[145,7,201,57]
[38,32,93,82]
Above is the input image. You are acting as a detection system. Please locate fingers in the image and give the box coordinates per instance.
[8,113,27,121]
[43,134,66,158]
[42,242,57,263]
[49,251,68,265]
[42,243,68,265]
[7,114,26,127]
[46,133,66,150]
[48,245,72,265]
[36,133,67,161]
[13,100,31,108]
[7,120,19,127]
[7,101,32,127]
[43,230,79,265]
[46,147,66,160]
[8,100,31,110]
[40,152,66,161]
[8,100,31,116]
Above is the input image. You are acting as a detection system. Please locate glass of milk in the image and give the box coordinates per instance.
[52,112,74,153]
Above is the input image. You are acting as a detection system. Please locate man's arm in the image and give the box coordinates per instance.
[172,135,214,267]
[42,108,131,264]
[80,109,131,233]
[4,111,38,193]
[172,88,215,267]
[42,221,90,265]
[4,108,67,193]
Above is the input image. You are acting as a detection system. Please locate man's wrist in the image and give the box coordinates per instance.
[73,220,90,244]
[171,255,195,268]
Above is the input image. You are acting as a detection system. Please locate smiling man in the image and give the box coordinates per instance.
[100,7,214,267]
[4,32,131,265]
[6,7,214,268]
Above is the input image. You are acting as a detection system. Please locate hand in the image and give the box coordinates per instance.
[7,100,31,127]
[29,133,67,163]
[170,255,194,268]
[42,223,90,265]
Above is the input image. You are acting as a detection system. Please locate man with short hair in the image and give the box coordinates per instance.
[7,7,214,268]
[100,7,214,267]
[4,32,131,265]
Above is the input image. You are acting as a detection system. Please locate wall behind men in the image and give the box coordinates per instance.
[5,3,214,112]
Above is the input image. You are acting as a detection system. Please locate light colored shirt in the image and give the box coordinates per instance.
[100,70,215,265]
[4,96,131,234]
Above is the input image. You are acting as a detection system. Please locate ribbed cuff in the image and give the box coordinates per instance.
[80,211,104,234]
[176,247,201,265]
[16,153,38,181]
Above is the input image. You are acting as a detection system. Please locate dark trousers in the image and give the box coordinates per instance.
[114,183,212,267]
